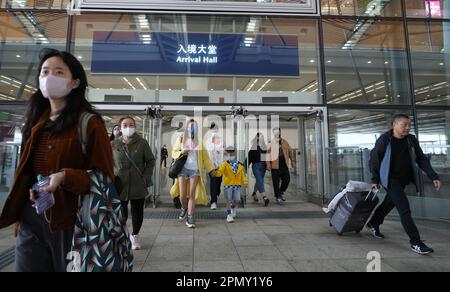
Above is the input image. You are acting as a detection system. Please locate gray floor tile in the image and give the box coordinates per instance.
[242,260,296,272]
[194,261,244,272]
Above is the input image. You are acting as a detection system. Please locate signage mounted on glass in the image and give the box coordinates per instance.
[91,32,300,77]
[425,0,442,17]
[68,0,319,15]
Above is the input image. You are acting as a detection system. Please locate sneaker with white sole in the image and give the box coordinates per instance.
[179,208,187,220]
[211,202,217,210]
[232,207,237,219]
[411,241,434,255]
[186,215,196,228]
[366,222,385,239]
[130,234,141,250]
[227,214,234,223]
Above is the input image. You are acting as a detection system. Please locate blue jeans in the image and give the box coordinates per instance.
[252,162,267,193]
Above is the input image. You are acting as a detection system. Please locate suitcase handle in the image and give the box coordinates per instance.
[365,188,379,201]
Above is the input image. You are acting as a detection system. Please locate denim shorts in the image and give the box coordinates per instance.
[224,187,241,202]
[178,167,200,179]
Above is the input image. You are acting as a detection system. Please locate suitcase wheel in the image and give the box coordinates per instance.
[337,232,343,236]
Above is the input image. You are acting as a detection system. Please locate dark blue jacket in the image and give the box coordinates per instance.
[369,130,439,192]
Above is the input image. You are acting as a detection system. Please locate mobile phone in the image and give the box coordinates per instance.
[32,176,55,215]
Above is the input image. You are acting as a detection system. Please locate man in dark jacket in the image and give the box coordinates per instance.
[368,114,442,255]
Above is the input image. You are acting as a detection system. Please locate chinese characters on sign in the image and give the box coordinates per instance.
[92,32,300,76]
[177,44,218,64]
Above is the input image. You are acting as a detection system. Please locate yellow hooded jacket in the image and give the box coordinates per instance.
[216,161,249,187]
[170,136,215,206]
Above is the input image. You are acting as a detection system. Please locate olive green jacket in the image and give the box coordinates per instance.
[112,134,155,201]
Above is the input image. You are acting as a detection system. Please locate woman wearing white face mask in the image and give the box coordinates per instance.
[0,48,115,272]
[111,116,155,250]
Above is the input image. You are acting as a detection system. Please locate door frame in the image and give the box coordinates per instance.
[94,103,330,200]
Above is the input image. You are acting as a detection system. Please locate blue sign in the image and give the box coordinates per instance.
[91,32,300,77]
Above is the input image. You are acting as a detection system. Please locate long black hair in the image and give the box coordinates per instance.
[22,48,100,143]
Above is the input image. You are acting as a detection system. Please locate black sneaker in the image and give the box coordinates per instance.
[186,215,196,228]
[178,208,187,220]
[263,197,270,207]
[411,241,434,255]
[366,223,385,239]
[252,193,259,202]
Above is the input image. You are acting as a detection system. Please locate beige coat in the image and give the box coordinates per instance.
[267,138,295,170]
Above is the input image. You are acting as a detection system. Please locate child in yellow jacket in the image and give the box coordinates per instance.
[215,146,249,223]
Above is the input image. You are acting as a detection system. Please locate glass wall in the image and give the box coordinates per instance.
[327,109,415,198]
[0,11,68,101]
[0,0,70,9]
[323,19,411,105]
[415,110,450,218]
[321,0,403,17]
[406,0,450,19]
[408,20,450,105]
[72,14,320,104]
[0,104,25,210]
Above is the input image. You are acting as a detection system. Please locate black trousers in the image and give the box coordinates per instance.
[369,182,421,245]
[271,168,290,198]
[161,157,167,167]
[121,199,145,236]
[15,202,73,272]
[209,175,223,204]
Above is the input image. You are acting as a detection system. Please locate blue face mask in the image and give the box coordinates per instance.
[228,156,236,161]
[189,127,197,136]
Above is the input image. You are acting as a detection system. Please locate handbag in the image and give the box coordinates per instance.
[169,155,188,179]
[69,112,133,272]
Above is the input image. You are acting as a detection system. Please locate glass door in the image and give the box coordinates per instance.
[304,110,325,198]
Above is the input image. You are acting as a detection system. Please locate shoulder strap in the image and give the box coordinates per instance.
[122,144,143,176]
[78,112,95,156]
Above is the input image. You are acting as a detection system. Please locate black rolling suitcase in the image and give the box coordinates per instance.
[330,189,379,236]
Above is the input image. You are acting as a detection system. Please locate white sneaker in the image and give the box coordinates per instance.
[227,214,234,223]
[130,234,141,250]
[232,207,237,219]
[211,202,217,210]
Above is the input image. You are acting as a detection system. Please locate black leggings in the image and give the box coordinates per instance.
[121,199,145,236]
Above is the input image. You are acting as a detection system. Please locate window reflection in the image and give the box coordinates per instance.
[324,19,411,105]
[406,0,450,19]
[408,21,450,105]
[417,110,450,204]
[0,12,68,101]
[321,0,402,17]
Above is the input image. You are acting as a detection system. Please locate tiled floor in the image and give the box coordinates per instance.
[1,199,449,272]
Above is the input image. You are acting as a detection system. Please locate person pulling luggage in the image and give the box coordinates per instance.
[368,114,442,255]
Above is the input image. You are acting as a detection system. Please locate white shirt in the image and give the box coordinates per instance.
[205,134,224,168]
[183,138,199,170]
